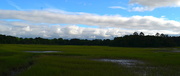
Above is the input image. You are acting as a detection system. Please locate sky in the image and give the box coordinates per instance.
[1,0,180,39]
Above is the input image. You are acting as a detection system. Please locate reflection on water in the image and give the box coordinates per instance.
[172,50,180,52]
[96,59,147,76]
[97,59,144,67]
[25,51,61,53]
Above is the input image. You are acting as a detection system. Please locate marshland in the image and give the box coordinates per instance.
[0,44,180,76]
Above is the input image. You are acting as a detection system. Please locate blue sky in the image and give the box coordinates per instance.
[1,0,180,39]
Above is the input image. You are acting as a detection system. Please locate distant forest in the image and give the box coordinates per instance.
[1,32,180,47]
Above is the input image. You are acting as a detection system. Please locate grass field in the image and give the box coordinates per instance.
[0,44,180,76]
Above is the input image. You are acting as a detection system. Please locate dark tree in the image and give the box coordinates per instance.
[155,33,160,36]
[139,32,145,36]
[133,32,139,36]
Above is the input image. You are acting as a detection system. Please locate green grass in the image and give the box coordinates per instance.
[0,44,180,76]
[19,55,134,76]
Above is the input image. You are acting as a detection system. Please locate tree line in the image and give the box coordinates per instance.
[0,34,110,46]
[0,32,180,47]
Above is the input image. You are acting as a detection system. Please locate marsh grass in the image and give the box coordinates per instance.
[18,55,135,76]
[0,44,180,76]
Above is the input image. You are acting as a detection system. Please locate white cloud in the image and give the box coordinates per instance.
[131,7,153,12]
[0,9,180,39]
[109,6,127,10]
[129,0,180,11]
[0,21,129,39]
[1,10,180,30]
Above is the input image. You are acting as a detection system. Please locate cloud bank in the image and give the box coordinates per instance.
[0,9,180,39]
[129,0,180,11]
[0,21,131,39]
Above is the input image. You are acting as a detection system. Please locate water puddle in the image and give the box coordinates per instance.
[156,48,180,53]
[25,51,61,53]
[172,50,180,52]
[156,50,180,53]
[97,59,144,67]
[96,59,149,76]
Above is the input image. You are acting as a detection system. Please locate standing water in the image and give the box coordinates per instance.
[96,59,144,67]
[25,51,61,53]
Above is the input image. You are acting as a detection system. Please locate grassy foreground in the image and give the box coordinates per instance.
[0,44,180,76]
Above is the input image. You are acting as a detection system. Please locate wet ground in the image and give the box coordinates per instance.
[96,59,144,67]
[25,51,61,53]
[95,59,149,76]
